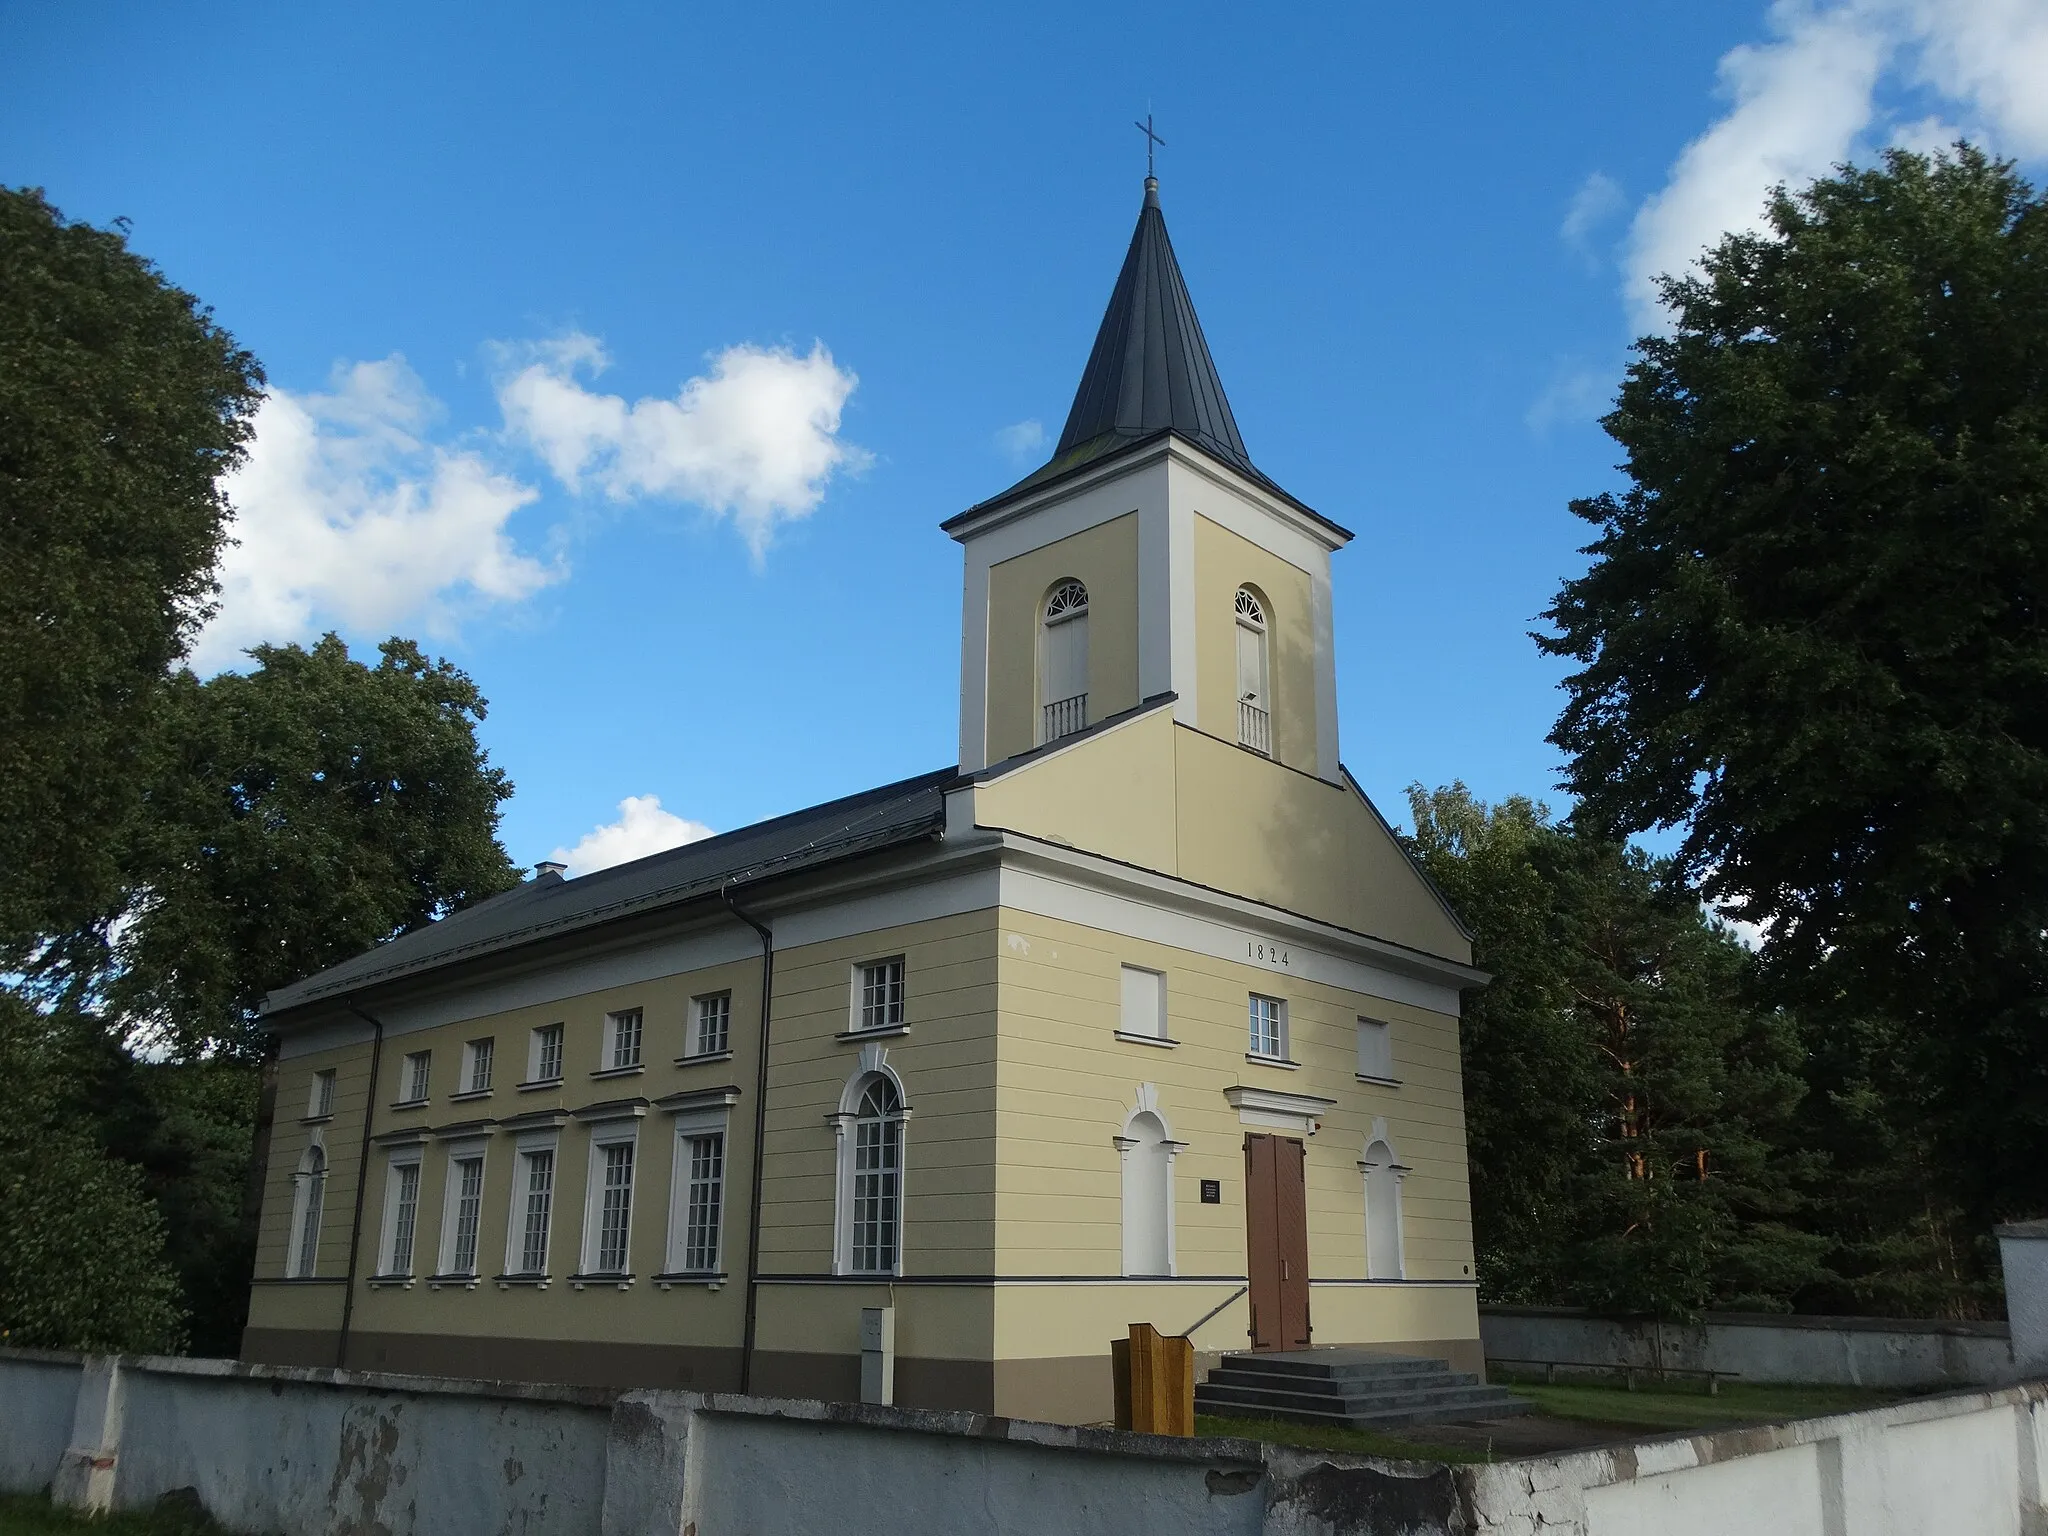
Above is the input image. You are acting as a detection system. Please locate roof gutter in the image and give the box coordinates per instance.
[721,878,775,1397]
[338,998,387,1370]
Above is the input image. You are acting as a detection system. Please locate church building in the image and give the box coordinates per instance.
[243,175,1488,1425]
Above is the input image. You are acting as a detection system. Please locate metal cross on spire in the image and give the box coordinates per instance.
[1134,112,1166,178]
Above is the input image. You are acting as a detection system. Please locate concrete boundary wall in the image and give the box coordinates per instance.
[5,1348,2047,1535]
[1481,1305,2018,1390]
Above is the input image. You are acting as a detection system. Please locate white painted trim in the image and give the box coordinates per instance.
[959,542,991,773]
[504,1136,560,1277]
[1311,562,1340,780]
[945,444,1169,549]
[1117,1085,1180,1278]
[1223,1084,1335,1135]
[1167,498,1199,725]
[1166,441,1349,559]
[832,1052,909,1278]
[376,1146,425,1277]
[579,1117,641,1277]
[436,1142,489,1278]
[664,1106,731,1274]
[1137,499,1172,706]
[286,1137,328,1279]
[994,854,1471,1014]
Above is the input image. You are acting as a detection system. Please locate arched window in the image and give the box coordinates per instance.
[289,1144,327,1278]
[1040,580,1090,743]
[834,1058,908,1276]
[1361,1133,1407,1280]
[1235,587,1270,755]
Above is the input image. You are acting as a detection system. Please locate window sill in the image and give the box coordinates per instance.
[1114,1030,1180,1049]
[389,1098,430,1111]
[517,1077,564,1093]
[654,1271,728,1291]
[426,1273,481,1291]
[590,1064,647,1080]
[494,1273,551,1290]
[366,1274,416,1290]
[675,1049,735,1067]
[1355,1073,1402,1088]
[449,1088,494,1103]
[1245,1053,1301,1071]
[835,1024,910,1042]
[569,1272,635,1291]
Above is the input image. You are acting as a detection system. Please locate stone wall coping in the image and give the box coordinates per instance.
[1479,1304,2011,1339]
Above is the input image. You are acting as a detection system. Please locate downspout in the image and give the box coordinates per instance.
[722,880,775,1397]
[339,999,387,1371]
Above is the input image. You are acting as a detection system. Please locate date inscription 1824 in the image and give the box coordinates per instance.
[1246,940,1292,969]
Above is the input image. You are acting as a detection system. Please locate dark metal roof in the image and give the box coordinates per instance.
[1056,177,1252,477]
[259,767,957,1018]
[946,180,1351,542]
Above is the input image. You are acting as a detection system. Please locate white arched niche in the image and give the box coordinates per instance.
[1360,1117,1409,1280]
[1115,1084,1186,1277]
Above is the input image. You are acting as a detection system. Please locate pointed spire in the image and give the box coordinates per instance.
[1051,177,1255,478]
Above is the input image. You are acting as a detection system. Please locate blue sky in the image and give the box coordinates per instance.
[6,1,2046,872]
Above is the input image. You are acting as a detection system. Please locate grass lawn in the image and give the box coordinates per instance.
[1498,1377,1906,1433]
[0,1494,219,1536]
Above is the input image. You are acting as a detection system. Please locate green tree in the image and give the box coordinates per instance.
[114,635,523,1060]
[0,993,186,1353]
[1539,145,2048,1228]
[1409,785,1825,1318]
[0,188,264,958]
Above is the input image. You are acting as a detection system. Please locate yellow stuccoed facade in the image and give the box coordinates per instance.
[246,188,1488,1424]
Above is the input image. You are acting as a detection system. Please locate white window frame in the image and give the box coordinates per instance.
[399,1050,431,1105]
[1361,1120,1410,1281]
[1235,586,1271,753]
[287,1141,327,1277]
[580,1114,642,1277]
[437,1142,489,1278]
[1356,1017,1397,1084]
[830,1047,910,1276]
[307,1069,336,1120]
[692,992,732,1058]
[1038,579,1091,743]
[602,1008,644,1072]
[505,1133,559,1277]
[460,1038,495,1095]
[1114,1085,1185,1277]
[849,957,907,1034]
[664,1106,731,1275]
[377,1144,426,1277]
[528,1023,565,1085]
[1247,993,1289,1062]
[1118,965,1170,1043]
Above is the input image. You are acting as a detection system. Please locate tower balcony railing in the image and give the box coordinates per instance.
[1043,693,1088,743]
[1238,700,1271,756]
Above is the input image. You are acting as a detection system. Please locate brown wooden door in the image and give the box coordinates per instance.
[1244,1134,1312,1350]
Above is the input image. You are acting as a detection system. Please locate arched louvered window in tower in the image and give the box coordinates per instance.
[1040,580,1090,743]
[1235,587,1271,755]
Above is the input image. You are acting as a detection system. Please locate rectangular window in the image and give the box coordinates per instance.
[462,1038,494,1094]
[681,1132,724,1272]
[401,1051,431,1104]
[594,1141,635,1273]
[694,993,731,1057]
[383,1157,421,1275]
[604,1009,643,1071]
[513,1146,554,1273]
[1357,1017,1395,1081]
[530,1023,564,1084]
[857,958,906,1032]
[1120,966,1167,1039]
[1248,994,1287,1060]
[445,1154,485,1275]
[308,1068,336,1119]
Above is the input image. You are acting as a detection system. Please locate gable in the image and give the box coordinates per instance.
[966,706,1471,963]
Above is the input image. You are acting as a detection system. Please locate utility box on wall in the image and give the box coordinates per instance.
[860,1306,896,1405]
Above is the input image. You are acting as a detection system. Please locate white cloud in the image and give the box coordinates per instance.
[195,358,558,672]
[551,794,714,876]
[1625,0,2048,330]
[1526,359,1614,434]
[995,418,1047,460]
[496,334,868,560]
[1560,172,1625,262]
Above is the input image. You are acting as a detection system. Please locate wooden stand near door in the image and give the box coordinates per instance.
[1244,1133,1311,1350]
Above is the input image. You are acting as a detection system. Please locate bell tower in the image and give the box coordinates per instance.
[944,177,1352,781]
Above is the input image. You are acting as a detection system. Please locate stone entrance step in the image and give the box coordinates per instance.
[1195,1348,1532,1431]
